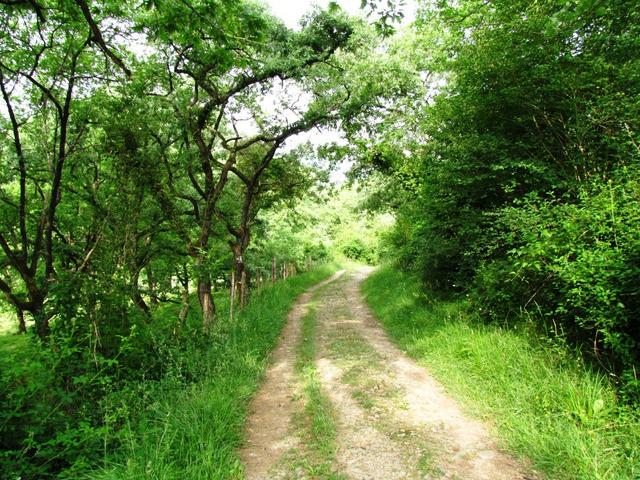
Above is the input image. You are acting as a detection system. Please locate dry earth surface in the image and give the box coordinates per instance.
[240,267,538,480]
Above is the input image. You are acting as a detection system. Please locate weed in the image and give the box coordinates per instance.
[90,265,338,480]
[289,303,344,479]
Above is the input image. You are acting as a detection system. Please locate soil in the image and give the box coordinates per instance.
[240,267,538,480]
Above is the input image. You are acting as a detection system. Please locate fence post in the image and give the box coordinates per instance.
[230,270,235,320]
[272,257,276,284]
[240,270,247,307]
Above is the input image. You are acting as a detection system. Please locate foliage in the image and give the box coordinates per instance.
[0,0,376,473]
[355,0,640,398]
[0,264,337,479]
[249,182,393,271]
[93,265,338,480]
[2,0,640,476]
[474,169,640,401]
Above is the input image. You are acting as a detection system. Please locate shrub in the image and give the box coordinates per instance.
[474,170,640,400]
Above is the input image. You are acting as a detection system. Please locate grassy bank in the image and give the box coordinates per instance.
[362,265,640,480]
[90,264,338,480]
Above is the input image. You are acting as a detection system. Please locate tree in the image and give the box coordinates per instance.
[0,1,129,337]
[137,2,358,329]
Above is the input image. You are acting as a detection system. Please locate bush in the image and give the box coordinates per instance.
[474,170,640,401]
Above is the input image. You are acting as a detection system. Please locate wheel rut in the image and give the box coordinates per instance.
[239,270,345,479]
[240,267,538,480]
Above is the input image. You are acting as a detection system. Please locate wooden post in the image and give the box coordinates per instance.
[272,257,276,284]
[230,270,235,320]
[240,270,247,307]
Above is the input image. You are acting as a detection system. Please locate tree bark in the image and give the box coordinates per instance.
[198,273,216,331]
[131,268,150,315]
[231,243,244,305]
[146,266,159,306]
[178,288,189,326]
[33,309,50,339]
[16,307,26,334]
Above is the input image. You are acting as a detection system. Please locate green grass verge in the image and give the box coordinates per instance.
[92,264,338,480]
[362,265,640,480]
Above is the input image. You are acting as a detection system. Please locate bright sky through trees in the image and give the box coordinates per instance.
[264,0,416,30]
[261,0,418,185]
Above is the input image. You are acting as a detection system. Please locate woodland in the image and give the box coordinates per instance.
[0,0,639,478]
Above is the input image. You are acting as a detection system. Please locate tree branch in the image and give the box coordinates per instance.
[74,0,132,78]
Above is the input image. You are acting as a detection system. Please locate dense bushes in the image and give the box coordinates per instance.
[474,170,640,400]
[0,290,198,479]
[373,0,640,400]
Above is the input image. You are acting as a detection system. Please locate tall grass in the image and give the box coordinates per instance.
[362,265,640,480]
[92,265,337,480]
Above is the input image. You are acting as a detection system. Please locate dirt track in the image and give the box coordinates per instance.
[240,267,537,480]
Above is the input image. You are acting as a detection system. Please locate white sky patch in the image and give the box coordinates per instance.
[262,0,361,29]
[261,0,416,30]
[259,1,417,183]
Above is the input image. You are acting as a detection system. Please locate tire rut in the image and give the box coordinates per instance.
[239,271,345,480]
[241,267,538,480]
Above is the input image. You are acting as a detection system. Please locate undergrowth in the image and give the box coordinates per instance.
[91,264,338,480]
[362,265,640,480]
[0,265,336,480]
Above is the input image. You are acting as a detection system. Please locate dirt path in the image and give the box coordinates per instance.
[239,270,346,479]
[241,267,537,480]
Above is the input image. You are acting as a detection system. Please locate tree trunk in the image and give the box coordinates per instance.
[25,281,50,339]
[131,269,150,315]
[178,288,189,325]
[198,274,216,331]
[229,270,235,321]
[16,307,26,334]
[146,267,159,306]
[33,309,50,339]
[231,243,247,308]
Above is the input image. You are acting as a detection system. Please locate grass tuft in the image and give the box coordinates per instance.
[291,302,345,479]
